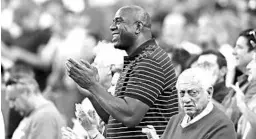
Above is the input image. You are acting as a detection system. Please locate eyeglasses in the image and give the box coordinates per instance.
[112,18,150,28]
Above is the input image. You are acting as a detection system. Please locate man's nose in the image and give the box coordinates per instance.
[232,49,237,56]
[110,23,117,32]
[181,93,192,103]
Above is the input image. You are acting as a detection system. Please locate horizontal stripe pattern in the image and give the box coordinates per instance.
[107,40,178,139]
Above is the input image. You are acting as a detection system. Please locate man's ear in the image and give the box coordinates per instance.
[135,22,143,35]
[219,66,227,77]
[207,86,213,98]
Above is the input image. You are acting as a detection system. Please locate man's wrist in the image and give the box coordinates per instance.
[88,82,100,92]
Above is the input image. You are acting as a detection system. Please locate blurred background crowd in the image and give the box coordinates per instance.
[1,0,256,139]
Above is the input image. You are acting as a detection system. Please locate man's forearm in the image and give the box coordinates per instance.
[89,96,110,123]
[89,83,142,127]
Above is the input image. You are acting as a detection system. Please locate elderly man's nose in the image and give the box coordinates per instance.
[182,93,191,103]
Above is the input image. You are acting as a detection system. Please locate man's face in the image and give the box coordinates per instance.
[247,52,256,81]
[177,80,210,118]
[110,9,137,50]
[233,36,253,68]
[196,54,220,85]
[5,85,30,116]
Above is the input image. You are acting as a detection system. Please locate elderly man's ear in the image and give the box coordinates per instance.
[207,87,213,98]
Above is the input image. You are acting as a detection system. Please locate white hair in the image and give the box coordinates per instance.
[176,67,213,90]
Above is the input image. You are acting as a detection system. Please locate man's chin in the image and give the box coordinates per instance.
[113,42,126,50]
[184,109,196,116]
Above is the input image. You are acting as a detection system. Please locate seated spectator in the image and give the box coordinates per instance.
[5,75,65,139]
[62,104,104,139]
[4,64,35,139]
[222,29,256,128]
[231,31,256,139]
[229,29,255,87]
[61,41,125,139]
[143,68,236,139]
[195,50,229,103]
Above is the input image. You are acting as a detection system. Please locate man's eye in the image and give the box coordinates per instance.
[113,19,123,25]
[179,91,185,97]
[188,90,198,97]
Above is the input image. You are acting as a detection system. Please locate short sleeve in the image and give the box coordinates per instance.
[124,58,165,106]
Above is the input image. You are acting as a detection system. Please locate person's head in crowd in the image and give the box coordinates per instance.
[110,5,152,54]
[195,50,227,85]
[162,13,186,46]
[176,68,213,119]
[197,18,219,50]
[42,0,64,19]
[13,1,41,31]
[169,48,191,76]
[184,54,200,69]
[233,29,256,73]
[5,76,41,116]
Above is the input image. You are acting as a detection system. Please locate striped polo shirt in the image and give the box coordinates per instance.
[106,39,179,139]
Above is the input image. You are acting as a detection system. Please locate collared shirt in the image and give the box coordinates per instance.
[106,39,179,139]
[181,102,214,128]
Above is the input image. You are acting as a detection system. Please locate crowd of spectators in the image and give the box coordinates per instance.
[1,0,256,139]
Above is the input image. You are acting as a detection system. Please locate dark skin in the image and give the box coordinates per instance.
[66,6,152,127]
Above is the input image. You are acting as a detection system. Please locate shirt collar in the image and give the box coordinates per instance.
[124,39,156,61]
[181,102,214,128]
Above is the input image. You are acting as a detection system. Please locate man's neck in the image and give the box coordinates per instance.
[126,36,151,56]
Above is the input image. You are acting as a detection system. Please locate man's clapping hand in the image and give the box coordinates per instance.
[66,58,99,90]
